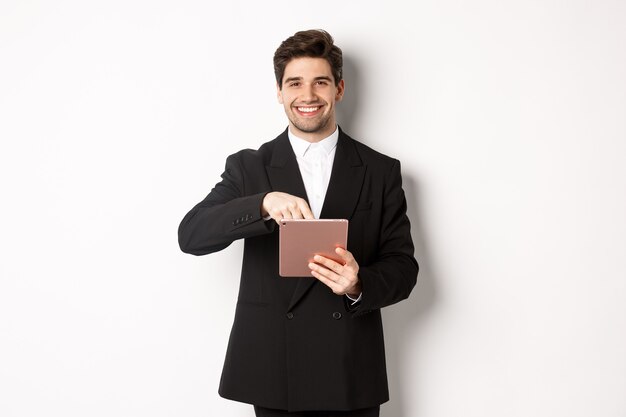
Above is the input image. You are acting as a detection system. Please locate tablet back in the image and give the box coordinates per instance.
[279,219,348,277]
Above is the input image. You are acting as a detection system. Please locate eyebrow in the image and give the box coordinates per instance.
[283,76,333,84]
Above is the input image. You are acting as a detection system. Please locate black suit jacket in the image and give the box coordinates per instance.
[178,128,418,412]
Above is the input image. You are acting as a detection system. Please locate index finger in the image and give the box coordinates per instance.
[298,200,315,220]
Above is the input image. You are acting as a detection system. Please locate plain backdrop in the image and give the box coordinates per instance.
[1,1,625,416]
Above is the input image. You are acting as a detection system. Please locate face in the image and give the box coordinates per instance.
[277,57,345,142]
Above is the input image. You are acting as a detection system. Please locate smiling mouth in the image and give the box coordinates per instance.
[295,106,322,115]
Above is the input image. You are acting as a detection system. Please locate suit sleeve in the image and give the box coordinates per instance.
[354,159,418,315]
[178,153,275,256]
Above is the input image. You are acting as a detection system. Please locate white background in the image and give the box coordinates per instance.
[1,1,625,416]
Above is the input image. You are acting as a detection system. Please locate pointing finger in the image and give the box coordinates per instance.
[298,201,315,220]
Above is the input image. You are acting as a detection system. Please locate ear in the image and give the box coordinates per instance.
[335,79,345,102]
[276,82,284,104]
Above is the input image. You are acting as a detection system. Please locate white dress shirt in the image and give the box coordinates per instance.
[288,127,362,304]
[288,128,338,219]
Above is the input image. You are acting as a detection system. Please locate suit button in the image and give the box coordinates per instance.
[332,312,342,320]
[286,312,294,320]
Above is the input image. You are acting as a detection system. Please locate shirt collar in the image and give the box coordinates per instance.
[288,126,339,158]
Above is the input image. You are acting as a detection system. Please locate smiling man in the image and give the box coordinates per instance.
[178,30,418,417]
[278,56,342,139]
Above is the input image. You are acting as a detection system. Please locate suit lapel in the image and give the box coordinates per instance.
[265,130,309,202]
[286,128,366,312]
[320,130,366,220]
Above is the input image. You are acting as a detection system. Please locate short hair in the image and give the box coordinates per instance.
[273,29,343,89]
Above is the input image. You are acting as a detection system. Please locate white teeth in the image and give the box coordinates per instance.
[297,107,319,113]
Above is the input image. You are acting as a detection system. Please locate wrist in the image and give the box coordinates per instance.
[260,192,271,217]
[347,281,361,299]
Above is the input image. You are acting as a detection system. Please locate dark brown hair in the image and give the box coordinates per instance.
[273,29,343,89]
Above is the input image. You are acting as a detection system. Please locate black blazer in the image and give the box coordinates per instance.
[178,128,418,412]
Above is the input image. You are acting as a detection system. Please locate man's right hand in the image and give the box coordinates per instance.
[261,192,314,224]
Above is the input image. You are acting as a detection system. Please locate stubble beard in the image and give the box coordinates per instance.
[287,107,333,134]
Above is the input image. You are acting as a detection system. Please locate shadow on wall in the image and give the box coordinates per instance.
[339,53,438,417]
[336,55,362,135]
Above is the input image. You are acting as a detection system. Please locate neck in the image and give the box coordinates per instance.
[289,123,337,143]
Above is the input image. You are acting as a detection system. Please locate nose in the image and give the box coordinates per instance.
[301,83,315,102]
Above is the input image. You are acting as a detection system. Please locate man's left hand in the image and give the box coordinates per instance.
[309,247,361,298]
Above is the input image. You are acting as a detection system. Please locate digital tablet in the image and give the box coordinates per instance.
[279,219,349,277]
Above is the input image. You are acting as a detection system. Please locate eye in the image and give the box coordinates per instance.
[315,80,328,86]
[288,82,301,88]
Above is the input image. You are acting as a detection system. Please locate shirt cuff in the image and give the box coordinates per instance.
[345,292,362,305]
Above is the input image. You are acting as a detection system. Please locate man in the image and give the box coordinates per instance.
[178,29,418,417]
